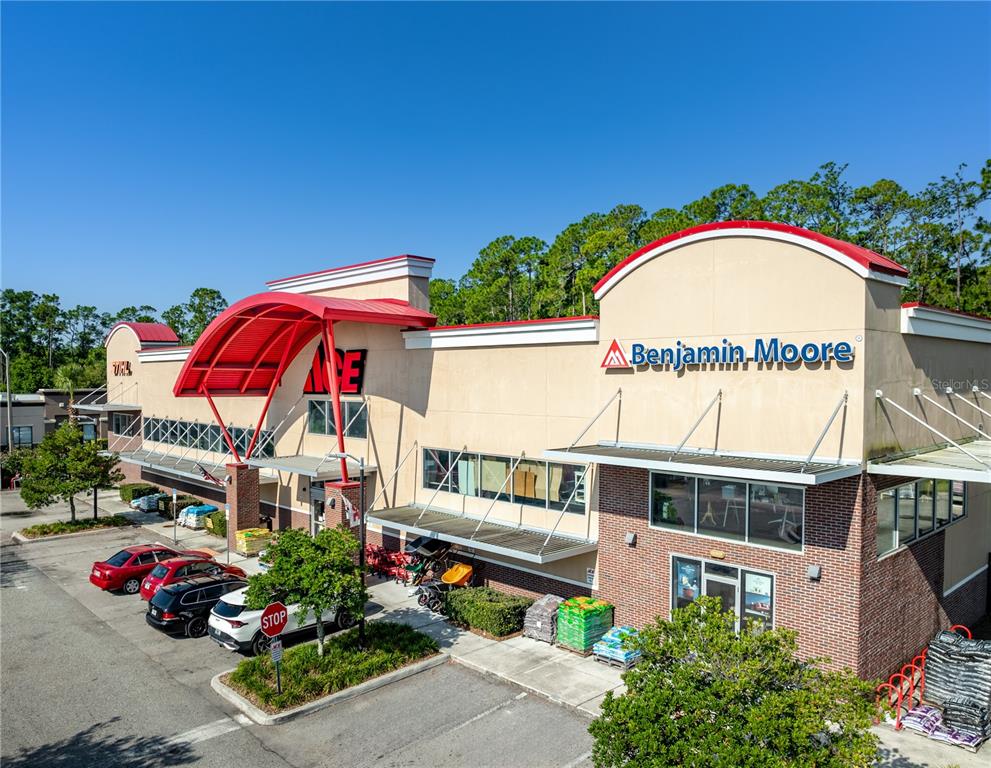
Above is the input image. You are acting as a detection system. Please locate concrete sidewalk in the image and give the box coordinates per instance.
[365,577,624,716]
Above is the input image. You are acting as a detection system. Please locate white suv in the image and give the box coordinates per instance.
[207,586,356,655]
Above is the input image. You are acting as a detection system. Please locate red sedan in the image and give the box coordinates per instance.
[89,545,211,595]
[140,557,246,600]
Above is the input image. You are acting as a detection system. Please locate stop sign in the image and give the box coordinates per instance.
[260,601,288,637]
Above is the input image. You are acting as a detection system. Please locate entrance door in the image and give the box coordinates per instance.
[703,575,739,629]
[310,482,326,536]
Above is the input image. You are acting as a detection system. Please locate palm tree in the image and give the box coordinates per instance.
[54,362,85,423]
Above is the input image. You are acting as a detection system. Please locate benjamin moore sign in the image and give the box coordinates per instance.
[601,338,855,372]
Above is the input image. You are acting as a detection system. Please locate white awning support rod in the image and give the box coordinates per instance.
[918,390,991,440]
[139,417,176,461]
[876,391,990,468]
[671,390,722,459]
[568,389,621,451]
[75,385,107,407]
[416,445,468,524]
[951,389,991,421]
[802,391,848,472]
[368,440,418,511]
[471,453,526,534]
[538,463,593,554]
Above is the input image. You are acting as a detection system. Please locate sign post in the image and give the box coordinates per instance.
[172,488,178,544]
[224,504,231,564]
[261,601,288,695]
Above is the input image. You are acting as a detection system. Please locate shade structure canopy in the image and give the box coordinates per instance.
[867,440,991,484]
[247,454,376,480]
[173,291,436,398]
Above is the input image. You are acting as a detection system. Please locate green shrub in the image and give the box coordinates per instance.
[443,587,532,638]
[207,509,227,537]
[20,514,133,539]
[118,483,159,503]
[156,494,199,519]
[227,621,438,711]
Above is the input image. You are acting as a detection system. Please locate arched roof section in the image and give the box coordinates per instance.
[593,221,908,300]
[104,321,179,347]
[173,292,436,397]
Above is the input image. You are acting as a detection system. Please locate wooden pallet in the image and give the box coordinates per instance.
[593,654,637,670]
[557,643,594,657]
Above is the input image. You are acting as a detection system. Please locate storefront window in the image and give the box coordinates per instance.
[307,400,326,434]
[513,459,546,508]
[951,482,966,520]
[423,448,457,492]
[742,571,774,631]
[747,484,803,551]
[650,473,695,531]
[671,557,701,610]
[917,479,935,535]
[877,488,898,556]
[935,480,952,527]
[897,484,917,544]
[479,455,511,501]
[548,462,587,512]
[12,426,33,447]
[309,400,367,439]
[697,478,746,541]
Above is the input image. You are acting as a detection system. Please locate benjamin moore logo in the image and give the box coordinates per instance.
[601,339,631,369]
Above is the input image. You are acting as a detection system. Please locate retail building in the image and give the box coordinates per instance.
[102,221,990,679]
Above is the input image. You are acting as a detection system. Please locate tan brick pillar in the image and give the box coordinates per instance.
[226,463,260,553]
[326,480,362,528]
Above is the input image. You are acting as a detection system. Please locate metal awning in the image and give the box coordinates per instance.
[366,505,597,564]
[76,402,141,412]
[867,440,991,483]
[117,450,280,486]
[543,442,862,485]
[247,454,375,480]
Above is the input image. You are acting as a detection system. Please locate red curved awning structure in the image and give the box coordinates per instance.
[173,292,435,397]
[171,291,435,471]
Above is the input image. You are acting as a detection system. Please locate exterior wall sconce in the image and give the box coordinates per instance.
[807,565,822,581]
[624,532,636,546]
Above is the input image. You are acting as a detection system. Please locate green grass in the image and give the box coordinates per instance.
[19,514,134,539]
[226,621,438,712]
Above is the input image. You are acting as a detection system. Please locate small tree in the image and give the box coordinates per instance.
[54,361,85,421]
[19,422,123,522]
[589,597,878,768]
[245,526,366,656]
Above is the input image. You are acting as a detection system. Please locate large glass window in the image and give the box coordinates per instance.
[112,412,136,436]
[513,459,546,508]
[748,484,803,551]
[479,455,512,502]
[671,557,702,610]
[671,556,775,632]
[951,482,966,521]
[454,454,478,496]
[11,426,33,447]
[81,423,97,442]
[697,478,746,541]
[548,463,587,512]
[877,488,898,556]
[742,571,774,631]
[650,473,695,531]
[423,448,456,492]
[307,400,327,434]
[935,480,952,528]
[897,484,917,544]
[916,479,935,535]
[308,400,367,439]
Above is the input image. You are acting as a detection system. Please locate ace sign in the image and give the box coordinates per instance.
[260,601,288,638]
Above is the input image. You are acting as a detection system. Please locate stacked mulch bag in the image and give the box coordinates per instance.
[592,625,641,668]
[523,594,563,643]
[914,629,991,748]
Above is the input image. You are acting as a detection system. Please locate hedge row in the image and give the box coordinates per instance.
[157,494,201,520]
[118,483,160,503]
[443,587,533,638]
[207,510,227,537]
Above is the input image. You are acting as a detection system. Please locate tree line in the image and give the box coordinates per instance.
[0,287,228,393]
[429,161,991,325]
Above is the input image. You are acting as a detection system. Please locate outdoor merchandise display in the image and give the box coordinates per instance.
[523,594,563,644]
[900,704,986,751]
[178,504,218,529]
[556,597,614,653]
[234,527,273,556]
[922,630,991,747]
[592,625,641,668]
[131,492,168,511]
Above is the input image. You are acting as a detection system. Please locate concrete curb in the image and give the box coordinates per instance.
[11,524,138,545]
[210,652,449,725]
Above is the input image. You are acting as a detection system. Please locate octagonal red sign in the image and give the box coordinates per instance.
[260,601,288,637]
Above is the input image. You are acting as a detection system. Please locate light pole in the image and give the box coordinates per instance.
[0,348,12,452]
[326,451,366,647]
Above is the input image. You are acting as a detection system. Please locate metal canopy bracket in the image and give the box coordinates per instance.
[917,389,990,440]
[671,390,722,459]
[801,391,848,472]
[568,389,621,451]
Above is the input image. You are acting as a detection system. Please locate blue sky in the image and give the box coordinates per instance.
[3,1,989,314]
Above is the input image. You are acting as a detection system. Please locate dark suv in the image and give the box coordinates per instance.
[146,574,248,638]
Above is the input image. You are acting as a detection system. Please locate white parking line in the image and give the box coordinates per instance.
[447,692,527,734]
[164,717,242,747]
[560,750,592,768]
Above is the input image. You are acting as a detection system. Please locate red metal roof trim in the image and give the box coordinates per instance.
[902,302,991,323]
[105,321,179,346]
[427,315,598,332]
[173,292,436,397]
[594,221,908,295]
[266,254,436,286]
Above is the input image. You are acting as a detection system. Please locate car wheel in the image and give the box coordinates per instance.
[122,578,141,595]
[251,632,272,656]
[336,610,357,630]
[186,617,208,638]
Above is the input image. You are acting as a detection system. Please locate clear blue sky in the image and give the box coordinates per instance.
[3,1,989,314]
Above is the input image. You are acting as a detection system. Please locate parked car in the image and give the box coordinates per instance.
[207,586,357,656]
[146,574,248,638]
[140,557,247,600]
[89,545,211,594]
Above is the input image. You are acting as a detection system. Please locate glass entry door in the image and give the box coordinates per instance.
[310,482,326,535]
[703,575,739,629]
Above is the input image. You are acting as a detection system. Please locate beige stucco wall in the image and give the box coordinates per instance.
[943,482,991,589]
[302,275,430,311]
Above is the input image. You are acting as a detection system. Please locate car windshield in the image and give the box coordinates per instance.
[105,550,132,567]
[149,564,168,578]
[212,600,244,618]
[149,588,176,609]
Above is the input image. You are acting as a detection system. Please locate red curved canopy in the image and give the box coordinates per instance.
[173,291,435,397]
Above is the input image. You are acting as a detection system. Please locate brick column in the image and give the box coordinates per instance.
[226,463,260,553]
[326,480,362,528]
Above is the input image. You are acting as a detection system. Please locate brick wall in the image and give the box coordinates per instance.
[594,465,866,672]
[226,463,260,552]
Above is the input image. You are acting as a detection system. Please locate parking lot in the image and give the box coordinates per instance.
[0,498,595,768]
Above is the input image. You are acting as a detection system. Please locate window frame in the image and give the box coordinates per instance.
[11,425,33,448]
[878,479,969,560]
[307,398,367,439]
[669,551,776,631]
